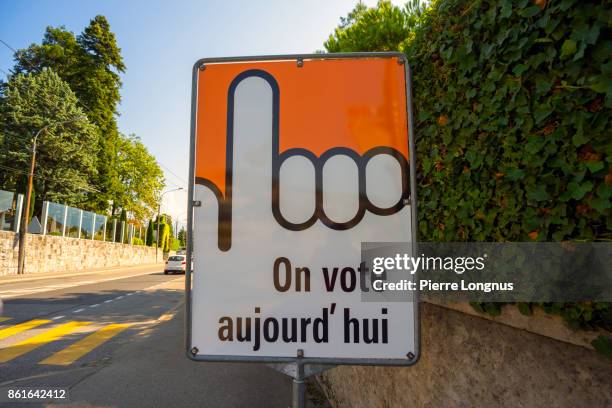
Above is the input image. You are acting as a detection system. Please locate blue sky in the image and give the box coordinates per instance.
[0,0,398,227]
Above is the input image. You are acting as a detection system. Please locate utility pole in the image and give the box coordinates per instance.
[16,138,37,275]
[17,117,84,275]
[156,187,183,261]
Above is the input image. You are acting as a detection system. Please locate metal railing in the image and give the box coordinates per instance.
[40,200,147,244]
[1,189,148,245]
[41,201,107,240]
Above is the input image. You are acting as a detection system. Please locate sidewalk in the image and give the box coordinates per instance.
[0,263,164,284]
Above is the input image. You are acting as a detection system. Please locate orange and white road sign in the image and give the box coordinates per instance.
[187,53,418,365]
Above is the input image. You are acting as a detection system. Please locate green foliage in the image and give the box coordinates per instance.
[6,16,165,223]
[160,220,170,252]
[538,301,612,331]
[170,238,180,251]
[116,134,164,222]
[470,302,502,316]
[0,69,98,206]
[591,335,612,359]
[13,16,126,213]
[325,0,611,339]
[404,0,611,336]
[325,0,423,52]
[154,214,172,252]
[132,236,144,246]
[177,227,186,248]
[403,0,610,243]
[146,219,154,246]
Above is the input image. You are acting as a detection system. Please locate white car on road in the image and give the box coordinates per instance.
[164,255,187,274]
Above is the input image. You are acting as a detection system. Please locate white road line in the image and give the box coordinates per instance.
[52,315,65,320]
[116,296,124,300]
[126,293,133,296]
[73,308,84,313]
[0,284,70,294]
[89,304,100,308]
[104,299,113,303]
[1,270,159,299]
[0,290,42,294]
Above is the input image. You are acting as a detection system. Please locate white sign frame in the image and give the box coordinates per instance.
[186,52,419,366]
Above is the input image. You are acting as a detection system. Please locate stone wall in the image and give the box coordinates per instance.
[318,302,612,408]
[0,230,157,276]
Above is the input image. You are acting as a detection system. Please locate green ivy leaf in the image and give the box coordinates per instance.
[534,102,553,123]
[484,303,502,316]
[597,184,612,200]
[512,64,528,76]
[572,126,588,147]
[591,335,612,359]
[589,75,612,98]
[500,1,512,19]
[535,79,553,94]
[528,184,550,201]
[520,5,541,18]
[567,181,594,200]
[507,168,525,181]
[518,302,533,316]
[571,22,601,45]
[585,161,604,173]
[590,197,611,213]
[560,39,577,59]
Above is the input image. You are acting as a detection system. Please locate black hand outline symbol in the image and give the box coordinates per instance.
[195,69,410,252]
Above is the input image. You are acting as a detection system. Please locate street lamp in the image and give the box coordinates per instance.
[156,187,183,261]
[17,117,86,275]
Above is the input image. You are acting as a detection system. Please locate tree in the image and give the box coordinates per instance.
[153,213,172,252]
[0,69,97,210]
[116,133,164,222]
[161,222,171,252]
[177,227,186,248]
[146,219,154,246]
[13,16,126,213]
[164,214,174,238]
[324,0,424,53]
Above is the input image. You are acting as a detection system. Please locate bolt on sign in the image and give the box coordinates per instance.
[186,53,419,365]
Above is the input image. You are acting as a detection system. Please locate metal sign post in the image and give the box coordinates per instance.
[267,360,333,408]
[186,53,419,406]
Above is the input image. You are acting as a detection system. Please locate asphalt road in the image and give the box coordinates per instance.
[0,266,321,407]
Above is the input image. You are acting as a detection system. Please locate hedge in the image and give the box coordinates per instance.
[403,0,610,336]
[404,0,610,243]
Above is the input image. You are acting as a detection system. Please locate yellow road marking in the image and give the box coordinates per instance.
[0,321,90,363]
[40,323,131,366]
[0,319,50,341]
[0,317,11,323]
